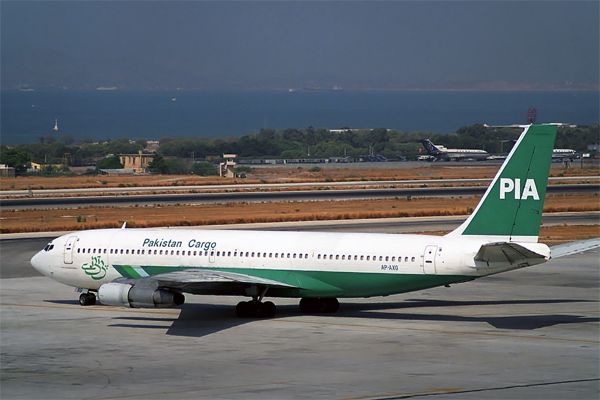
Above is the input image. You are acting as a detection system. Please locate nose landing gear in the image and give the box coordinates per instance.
[79,292,97,306]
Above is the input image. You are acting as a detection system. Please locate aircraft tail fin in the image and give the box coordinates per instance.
[419,139,443,156]
[445,124,557,242]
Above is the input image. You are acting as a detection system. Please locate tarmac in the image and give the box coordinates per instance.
[1,223,598,399]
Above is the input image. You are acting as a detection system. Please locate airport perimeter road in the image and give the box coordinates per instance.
[2,183,598,209]
[1,252,598,399]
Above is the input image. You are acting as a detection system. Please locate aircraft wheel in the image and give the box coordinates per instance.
[299,298,339,314]
[235,301,252,318]
[236,301,276,318]
[79,293,96,306]
[263,301,276,318]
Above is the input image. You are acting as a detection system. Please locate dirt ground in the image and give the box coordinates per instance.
[2,165,598,191]
[2,165,597,244]
[2,193,598,244]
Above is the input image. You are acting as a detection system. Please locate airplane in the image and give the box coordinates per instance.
[419,139,488,161]
[31,125,599,318]
[552,148,578,161]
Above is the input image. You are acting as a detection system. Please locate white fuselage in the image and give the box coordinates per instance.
[30,227,543,298]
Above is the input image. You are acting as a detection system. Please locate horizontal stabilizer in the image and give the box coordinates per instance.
[550,238,600,259]
[474,242,550,266]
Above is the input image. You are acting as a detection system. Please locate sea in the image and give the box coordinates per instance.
[1,89,598,145]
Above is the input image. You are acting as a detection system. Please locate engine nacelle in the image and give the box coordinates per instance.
[98,282,185,308]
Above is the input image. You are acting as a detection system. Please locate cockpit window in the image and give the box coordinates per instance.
[43,243,55,251]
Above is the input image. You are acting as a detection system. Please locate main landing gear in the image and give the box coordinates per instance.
[236,285,277,318]
[235,300,276,318]
[299,298,339,314]
[79,292,97,306]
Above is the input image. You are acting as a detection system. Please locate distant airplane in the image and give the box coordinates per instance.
[419,139,488,161]
[31,125,599,318]
[552,149,578,161]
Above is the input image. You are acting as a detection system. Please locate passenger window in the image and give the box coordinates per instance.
[228,251,231,256]
[318,254,321,259]
[246,252,249,257]
[305,254,308,258]
[293,254,296,258]
[252,252,256,257]
[78,249,81,253]
[411,257,415,262]
[126,249,129,254]
[154,250,157,255]
[299,254,302,259]
[405,257,408,262]
[263,253,266,258]
[275,253,278,258]
[217,251,220,256]
[385,256,389,261]
[159,250,163,255]
[366,256,370,261]
[360,255,364,260]
[391,256,395,262]
[269,253,272,258]
[341,255,345,260]
[234,251,237,256]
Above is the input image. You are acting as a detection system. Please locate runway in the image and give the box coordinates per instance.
[2,183,598,210]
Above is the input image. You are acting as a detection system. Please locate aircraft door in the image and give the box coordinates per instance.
[64,236,78,264]
[423,245,437,274]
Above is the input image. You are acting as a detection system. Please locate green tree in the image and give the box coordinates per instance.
[0,148,31,175]
[166,158,190,175]
[192,162,218,176]
[45,135,57,144]
[96,155,124,170]
[62,134,75,145]
[147,152,168,174]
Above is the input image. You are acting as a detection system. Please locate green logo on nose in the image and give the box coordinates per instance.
[82,256,108,280]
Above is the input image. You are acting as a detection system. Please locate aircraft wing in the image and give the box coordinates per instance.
[112,268,299,294]
[474,242,549,266]
[550,238,600,259]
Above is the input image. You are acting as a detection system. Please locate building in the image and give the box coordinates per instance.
[219,154,237,178]
[119,150,153,173]
[0,164,15,178]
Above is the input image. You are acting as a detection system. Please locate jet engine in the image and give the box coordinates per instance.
[98,282,185,308]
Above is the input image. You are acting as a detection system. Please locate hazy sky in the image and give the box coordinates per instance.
[2,1,598,90]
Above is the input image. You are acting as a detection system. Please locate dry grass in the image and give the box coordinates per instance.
[2,165,597,191]
[1,193,597,234]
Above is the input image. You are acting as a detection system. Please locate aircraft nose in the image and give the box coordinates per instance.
[31,251,52,277]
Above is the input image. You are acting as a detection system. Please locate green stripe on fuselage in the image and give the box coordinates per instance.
[112,264,473,298]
